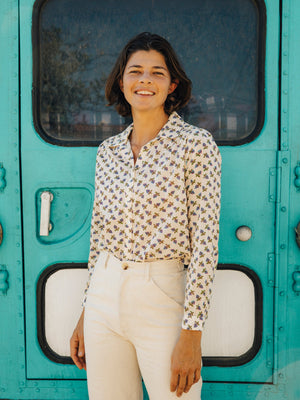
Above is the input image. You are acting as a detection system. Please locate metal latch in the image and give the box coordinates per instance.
[0,266,9,295]
[295,222,300,249]
[39,191,53,236]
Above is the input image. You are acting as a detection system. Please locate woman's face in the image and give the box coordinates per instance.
[120,49,177,115]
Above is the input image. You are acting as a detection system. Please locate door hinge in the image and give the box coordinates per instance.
[266,335,274,369]
[267,253,275,287]
[0,265,9,295]
[268,167,281,203]
[0,163,7,192]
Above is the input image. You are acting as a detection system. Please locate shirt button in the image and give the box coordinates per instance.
[122,262,129,270]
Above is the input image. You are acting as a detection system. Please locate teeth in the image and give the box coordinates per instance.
[136,90,154,95]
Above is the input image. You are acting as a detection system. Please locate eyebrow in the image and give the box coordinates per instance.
[127,65,167,71]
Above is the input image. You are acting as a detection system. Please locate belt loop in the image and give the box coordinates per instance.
[104,252,110,269]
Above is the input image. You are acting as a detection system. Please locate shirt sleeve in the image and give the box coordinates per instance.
[182,131,221,330]
[82,145,103,307]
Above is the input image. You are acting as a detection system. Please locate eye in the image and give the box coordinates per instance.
[153,71,164,76]
[129,70,140,74]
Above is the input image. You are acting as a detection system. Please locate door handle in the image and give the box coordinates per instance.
[0,223,3,246]
[39,191,53,236]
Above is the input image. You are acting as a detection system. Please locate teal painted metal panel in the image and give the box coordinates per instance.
[0,0,26,398]
[1,0,300,399]
[279,1,300,399]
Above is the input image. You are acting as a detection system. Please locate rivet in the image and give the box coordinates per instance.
[16,243,20,247]
[279,373,284,378]
[19,381,25,386]
[284,33,288,37]
[16,207,19,211]
[19,346,24,352]
[280,244,286,249]
[18,330,23,334]
[36,388,40,392]
[34,382,38,387]
[267,338,272,343]
[283,127,287,132]
[280,291,285,296]
[281,207,286,212]
[282,158,288,164]
[283,51,288,56]
[269,195,274,200]
[283,90,288,95]
[270,171,275,176]
[279,326,284,332]
[268,255,273,260]
[283,71,288,75]
[15,189,19,193]
[19,389,23,393]
[18,312,22,317]
[268,280,273,285]
[283,109,288,113]
[267,361,272,367]
[65,213,69,218]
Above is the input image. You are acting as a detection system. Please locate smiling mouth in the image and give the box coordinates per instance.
[135,90,155,96]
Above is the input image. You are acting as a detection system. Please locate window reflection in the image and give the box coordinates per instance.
[34,0,264,145]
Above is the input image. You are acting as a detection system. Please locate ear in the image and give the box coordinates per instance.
[168,79,178,94]
[119,78,124,92]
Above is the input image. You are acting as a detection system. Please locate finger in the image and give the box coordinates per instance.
[176,374,187,397]
[194,368,201,383]
[78,338,85,358]
[170,371,179,392]
[184,371,194,393]
[70,336,83,369]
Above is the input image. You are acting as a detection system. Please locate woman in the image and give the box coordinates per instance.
[70,32,221,400]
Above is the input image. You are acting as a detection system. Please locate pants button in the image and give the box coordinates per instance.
[122,262,129,270]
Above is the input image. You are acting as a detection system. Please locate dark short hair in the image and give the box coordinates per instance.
[105,32,192,116]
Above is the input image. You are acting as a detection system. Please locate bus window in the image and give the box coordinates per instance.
[32,0,265,146]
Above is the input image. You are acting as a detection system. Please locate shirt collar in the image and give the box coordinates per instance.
[108,111,184,148]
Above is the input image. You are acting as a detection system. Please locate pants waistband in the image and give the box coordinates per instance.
[98,251,184,275]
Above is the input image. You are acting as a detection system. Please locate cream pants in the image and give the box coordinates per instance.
[84,251,202,400]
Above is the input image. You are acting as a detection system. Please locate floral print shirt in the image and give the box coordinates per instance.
[82,112,221,331]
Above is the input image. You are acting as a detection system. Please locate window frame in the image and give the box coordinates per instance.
[36,263,263,367]
[32,0,266,147]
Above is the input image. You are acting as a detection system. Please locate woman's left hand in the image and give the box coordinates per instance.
[170,329,202,397]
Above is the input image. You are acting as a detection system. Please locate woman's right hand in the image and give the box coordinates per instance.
[70,308,86,370]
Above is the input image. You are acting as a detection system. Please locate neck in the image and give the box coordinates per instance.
[130,109,169,147]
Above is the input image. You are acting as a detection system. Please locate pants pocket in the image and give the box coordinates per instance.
[149,268,186,309]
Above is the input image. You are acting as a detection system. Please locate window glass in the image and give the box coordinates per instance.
[33,0,264,145]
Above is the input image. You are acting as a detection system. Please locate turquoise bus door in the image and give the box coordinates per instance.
[19,0,281,393]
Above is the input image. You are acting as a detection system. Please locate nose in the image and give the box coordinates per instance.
[139,72,152,84]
